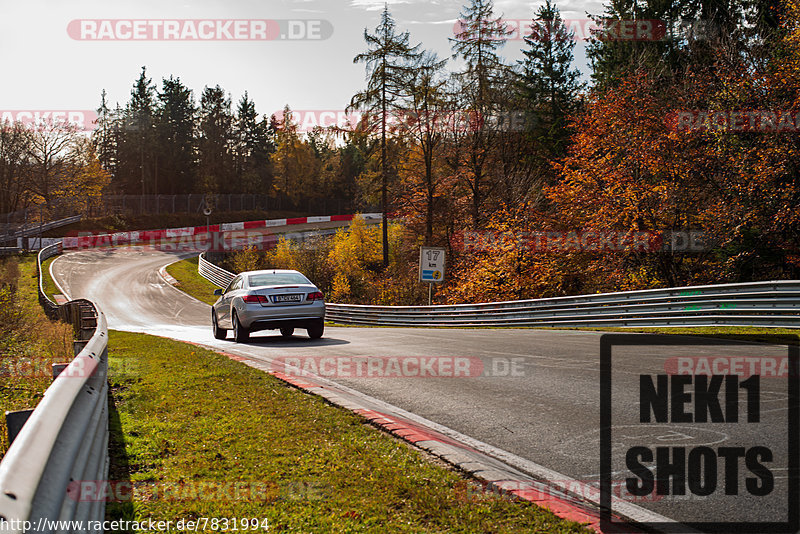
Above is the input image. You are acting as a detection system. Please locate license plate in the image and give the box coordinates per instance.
[271,294,302,303]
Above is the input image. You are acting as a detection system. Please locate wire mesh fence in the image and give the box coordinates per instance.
[88,193,361,217]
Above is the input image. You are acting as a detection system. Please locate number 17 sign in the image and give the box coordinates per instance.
[419,247,446,283]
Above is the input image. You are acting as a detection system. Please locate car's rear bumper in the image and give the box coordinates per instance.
[247,317,324,332]
[237,301,325,330]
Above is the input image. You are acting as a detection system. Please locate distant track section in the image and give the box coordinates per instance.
[62,213,381,249]
[197,254,800,328]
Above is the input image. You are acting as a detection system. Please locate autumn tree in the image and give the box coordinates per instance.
[449,0,511,228]
[397,51,448,243]
[55,138,110,214]
[26,120,80,208]
[0,122,31,213]
[272,106,320,202]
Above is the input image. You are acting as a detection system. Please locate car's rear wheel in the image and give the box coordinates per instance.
[212,310,227,340]
[307,319,324,340]
[232,310,249,342]
[280,327,294,338]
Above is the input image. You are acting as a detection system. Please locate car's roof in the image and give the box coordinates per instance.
[240,269,303,276]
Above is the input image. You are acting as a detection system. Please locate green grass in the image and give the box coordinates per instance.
[545,325,800,343]
[106,330,589,533]
[0,255,72,458]
[40,255,61,301]
[165,257,220,305]
[560,325,799,335]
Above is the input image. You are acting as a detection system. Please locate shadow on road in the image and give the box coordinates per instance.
[234,334,350,347]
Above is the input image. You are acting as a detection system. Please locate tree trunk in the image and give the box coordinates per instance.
[381,63,389,268]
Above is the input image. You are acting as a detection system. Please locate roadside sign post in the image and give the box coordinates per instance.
[203,195,214,237]
[203,206,213,233]
[419,247,446,305]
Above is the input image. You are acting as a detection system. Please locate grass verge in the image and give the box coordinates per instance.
[40,255,61,301]
[106,330,589,533]
[164,257,220,305]
[0,255,73,458]
[556,325,799,341]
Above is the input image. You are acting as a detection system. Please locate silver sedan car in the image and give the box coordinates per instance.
[212,269,325,342]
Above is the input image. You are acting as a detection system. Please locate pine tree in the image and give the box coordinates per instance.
[156,76,196,194]
[94,89,116,178]
[114,67,157,195]
[449,0,511,228]
[517,0,583,159]
[586,0,749,89]
[234,92,273,194]
[197,85,234,194]
[349,5,421,268]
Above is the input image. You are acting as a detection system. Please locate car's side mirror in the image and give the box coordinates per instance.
[214,289,223,296]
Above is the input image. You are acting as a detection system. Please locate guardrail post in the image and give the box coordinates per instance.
[51,363,69,379]
[72,340,88,356]
[4,410,33,445]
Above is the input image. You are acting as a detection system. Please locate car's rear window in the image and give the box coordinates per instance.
[248,272,311,287]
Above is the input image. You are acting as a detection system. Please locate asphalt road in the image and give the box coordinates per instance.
[52,248,795,532]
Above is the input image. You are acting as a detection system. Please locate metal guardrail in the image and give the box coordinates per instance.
[198,252,235,288]
[197,254,800,327]
[0,245,109,533]
[326,282,800,327]
[2,215,82,241]
[197,227,345,289]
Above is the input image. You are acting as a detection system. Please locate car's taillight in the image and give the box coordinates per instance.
[243,295,268,304]
[306,291,324,301]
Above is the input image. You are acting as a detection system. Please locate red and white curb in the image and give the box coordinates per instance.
[200,346,684,533]
[158,265,179,287]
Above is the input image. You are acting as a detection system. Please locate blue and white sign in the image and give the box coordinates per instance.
[419,247,446,283]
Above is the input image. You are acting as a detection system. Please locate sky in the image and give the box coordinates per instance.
[0,0,606,129]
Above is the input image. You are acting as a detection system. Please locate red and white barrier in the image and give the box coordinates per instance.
[62,213,382,250]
